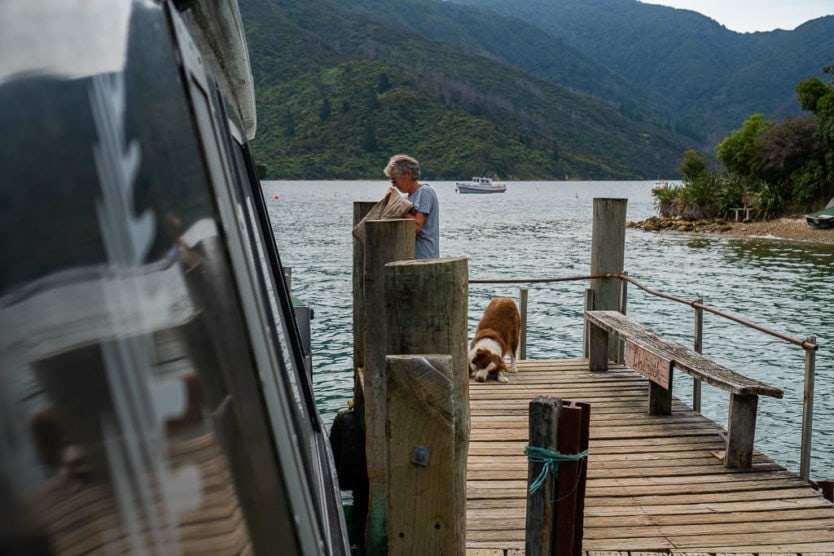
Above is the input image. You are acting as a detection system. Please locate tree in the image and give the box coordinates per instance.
[715,114,774,177]
[803,66,834,205]
[679,149,708,184]
[319,96,332,121]
[752,117,820,185]
[377,73,392,93]
[282,108,295,138]
[796,77,830,113]
[666,65,834,221]
[363,121,378,152]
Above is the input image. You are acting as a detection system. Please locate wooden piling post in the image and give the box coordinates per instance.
[384,257,469,554]
[556,401,591,556]
[348,201,381,550]
[589,198,627,362]
[526,397,562,554]
[385,354,457,555]
[352,201,377,389]
[363,218,415,553]
[526,398,590,556]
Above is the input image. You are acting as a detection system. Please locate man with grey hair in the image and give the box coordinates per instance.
[384,154,439,258]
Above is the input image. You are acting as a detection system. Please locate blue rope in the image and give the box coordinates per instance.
[524,445,589,494]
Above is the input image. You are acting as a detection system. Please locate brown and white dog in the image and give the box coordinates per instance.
[468,297,521,383]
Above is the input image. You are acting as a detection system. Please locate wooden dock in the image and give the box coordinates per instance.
[466,358,834,554]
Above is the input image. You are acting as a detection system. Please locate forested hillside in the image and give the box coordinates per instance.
[239,0,832,180]
[449,0,834,144]
[240,0,692,180]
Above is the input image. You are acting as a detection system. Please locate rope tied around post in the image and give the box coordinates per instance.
[524,445,589,494]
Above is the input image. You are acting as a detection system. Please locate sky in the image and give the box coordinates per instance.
[640,0,834,33]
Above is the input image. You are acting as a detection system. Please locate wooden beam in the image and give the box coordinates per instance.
[587,321,609,372]
[352,201,376,397]
[363,218,414,553]
[725,393,758,469]
[589,198,627,361]
[385,354,459,554]
[384,257,469,554]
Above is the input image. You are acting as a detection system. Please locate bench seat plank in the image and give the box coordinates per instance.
[585,310,784,468]
[585,311,782,399]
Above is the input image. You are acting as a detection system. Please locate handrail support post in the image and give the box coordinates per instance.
[693,298,703,413]
[583,288,594,359]
[617,272,627,364]
[519,287,528,360]
[800,335,816,481]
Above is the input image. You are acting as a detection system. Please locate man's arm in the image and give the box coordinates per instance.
[413,211,427,234]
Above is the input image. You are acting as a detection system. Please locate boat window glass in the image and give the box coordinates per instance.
[217,103,322,458]
[206,48,350,524]
[0,2,311,553]
[205,96,344,547]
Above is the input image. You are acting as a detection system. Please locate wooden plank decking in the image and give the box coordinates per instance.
[466,358,834,555]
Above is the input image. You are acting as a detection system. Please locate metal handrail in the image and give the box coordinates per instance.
[614,273,818,351]
[469,271,820,480]
[470,272,818,352]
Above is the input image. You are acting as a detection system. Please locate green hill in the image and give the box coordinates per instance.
[449,0,834,143]
[240,0,693,180]
[240,0,832,180]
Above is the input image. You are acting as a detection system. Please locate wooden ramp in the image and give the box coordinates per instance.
[466,358,834,555]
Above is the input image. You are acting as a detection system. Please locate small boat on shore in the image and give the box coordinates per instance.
[455,176,507,194]
[805,198,834,228]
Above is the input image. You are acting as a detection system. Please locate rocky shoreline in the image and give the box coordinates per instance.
[628,216,834,246]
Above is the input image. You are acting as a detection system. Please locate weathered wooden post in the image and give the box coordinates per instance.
[525,397,590,556]
[353,201,376,390]
[725,394,758,468]
[363,218,415,554]
[555,400,590,556]
[385,354,456,554]
[589,198,627,363]
[384,257,469,555]
[526,397,561,554]
[339,201,381,550]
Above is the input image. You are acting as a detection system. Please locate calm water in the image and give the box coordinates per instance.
[264,180,834,479]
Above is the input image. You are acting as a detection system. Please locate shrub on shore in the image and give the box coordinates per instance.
[655,65,834,221]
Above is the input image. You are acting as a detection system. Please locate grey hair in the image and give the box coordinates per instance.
[384,154,421,180]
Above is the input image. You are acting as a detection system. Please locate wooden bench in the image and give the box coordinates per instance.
[585,310,783,468]
[731,195,757,221]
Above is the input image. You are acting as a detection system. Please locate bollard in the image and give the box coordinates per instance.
[589,198,627,361]
[525,397,590,556]
[362,218,415,553]
[384,257,469,555]
[385,355,458,555]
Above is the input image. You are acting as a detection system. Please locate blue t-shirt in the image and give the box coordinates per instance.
[408,184,439,259]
